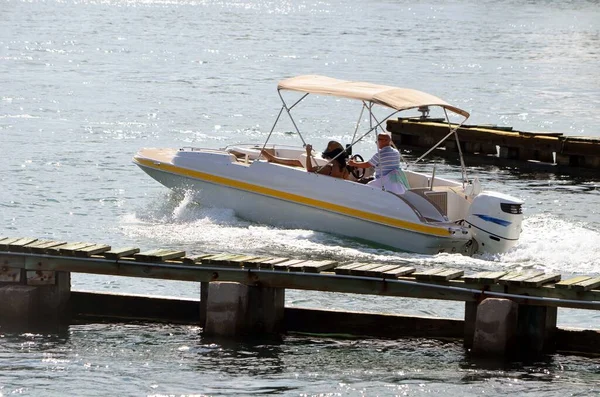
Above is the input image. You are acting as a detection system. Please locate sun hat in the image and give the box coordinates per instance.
[322,141,346,158]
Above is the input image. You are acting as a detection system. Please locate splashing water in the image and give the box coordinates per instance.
[171,190,196,221]
[497,214,600,274]
[122,193,600,275]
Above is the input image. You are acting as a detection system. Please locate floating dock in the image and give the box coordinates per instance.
[387,118,600,172]
[1,237,599,356]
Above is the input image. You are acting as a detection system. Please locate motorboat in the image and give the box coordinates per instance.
[133,75,523,255]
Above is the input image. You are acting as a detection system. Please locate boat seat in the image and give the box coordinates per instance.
[401,191,448,222]
[409,188,448,216]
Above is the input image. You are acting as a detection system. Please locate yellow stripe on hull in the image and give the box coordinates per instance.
[134,156,454,238]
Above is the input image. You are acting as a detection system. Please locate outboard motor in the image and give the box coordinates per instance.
[466,191,523,255]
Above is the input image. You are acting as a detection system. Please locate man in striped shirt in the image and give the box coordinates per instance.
[348,131,407,194]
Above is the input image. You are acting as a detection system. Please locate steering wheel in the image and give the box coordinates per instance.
[350,154,365,179]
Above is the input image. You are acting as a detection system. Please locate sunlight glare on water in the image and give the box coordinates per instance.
[1,0,600,395]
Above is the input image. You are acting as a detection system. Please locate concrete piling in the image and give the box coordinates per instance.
[472,298,519,356]
[0,285,40,325]
[0,271,71,329]
[203,281,285,337]
[469,298,559,357]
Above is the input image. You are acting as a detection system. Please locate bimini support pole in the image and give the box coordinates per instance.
[278,90,309,146]
[443,108,468,187]
[260,106,285,158]
[260,91,310,159]
[409,107,469,182]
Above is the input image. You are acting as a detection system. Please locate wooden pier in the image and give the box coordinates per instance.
[387,118,600,172]
[1,237,599,356]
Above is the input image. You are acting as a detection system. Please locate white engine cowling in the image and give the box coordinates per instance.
[466,191,523,255]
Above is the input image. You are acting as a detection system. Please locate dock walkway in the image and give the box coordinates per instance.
[387,118,600,171]
[1,236,599,310]
[2,236,600,355]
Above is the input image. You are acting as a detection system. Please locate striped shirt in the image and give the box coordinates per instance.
[368,146,400,179]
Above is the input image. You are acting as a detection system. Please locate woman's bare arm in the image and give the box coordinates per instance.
[261,150,303,167]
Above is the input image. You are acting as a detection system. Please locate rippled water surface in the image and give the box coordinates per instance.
[1,324,599,396]
[1,0,599,395]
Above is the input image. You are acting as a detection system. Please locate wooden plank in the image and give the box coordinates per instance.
[57,242,97,255]
[286,259,337,273]
[257,257,290,270]
[150,249,186,261]
[227,255,262,267]
[27,240,68,254]
[0,238,22,250]
[429,268,464,281]
[200,253,235,263]
[134,249,166,260]
[59,242,100,256]
[202,254,248,267]
[555,276,592,289]
[462,271,508,284]
[413,268,453,281]
[521,273,562,288]
[361,264,402,278]
[571,277,600,292]
[287,260,312,272]
[382,266,416,279]
[104,247,141,260]
[272,259,306,271]
[22,239,53,249]
[73,244,112,257]
[211,254,260,267]
[498,270,545,286]
[347,263,389,276]
[242,257,275,269]
[334,262,367,275]
[300,260,338,273]
[134,249,186,262]
[182,254,214,264]
[4,238,38,252]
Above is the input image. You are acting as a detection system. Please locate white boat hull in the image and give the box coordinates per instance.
[141,165,476,254]
[134,148,485,255]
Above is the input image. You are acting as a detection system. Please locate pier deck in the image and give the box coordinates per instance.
[2,236,599,355]
[1,236,599,311]
[387,118,600,172]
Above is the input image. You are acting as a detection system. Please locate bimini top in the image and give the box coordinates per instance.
[278,75,470,118]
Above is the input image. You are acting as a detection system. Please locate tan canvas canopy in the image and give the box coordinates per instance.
[278,75,470,118]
